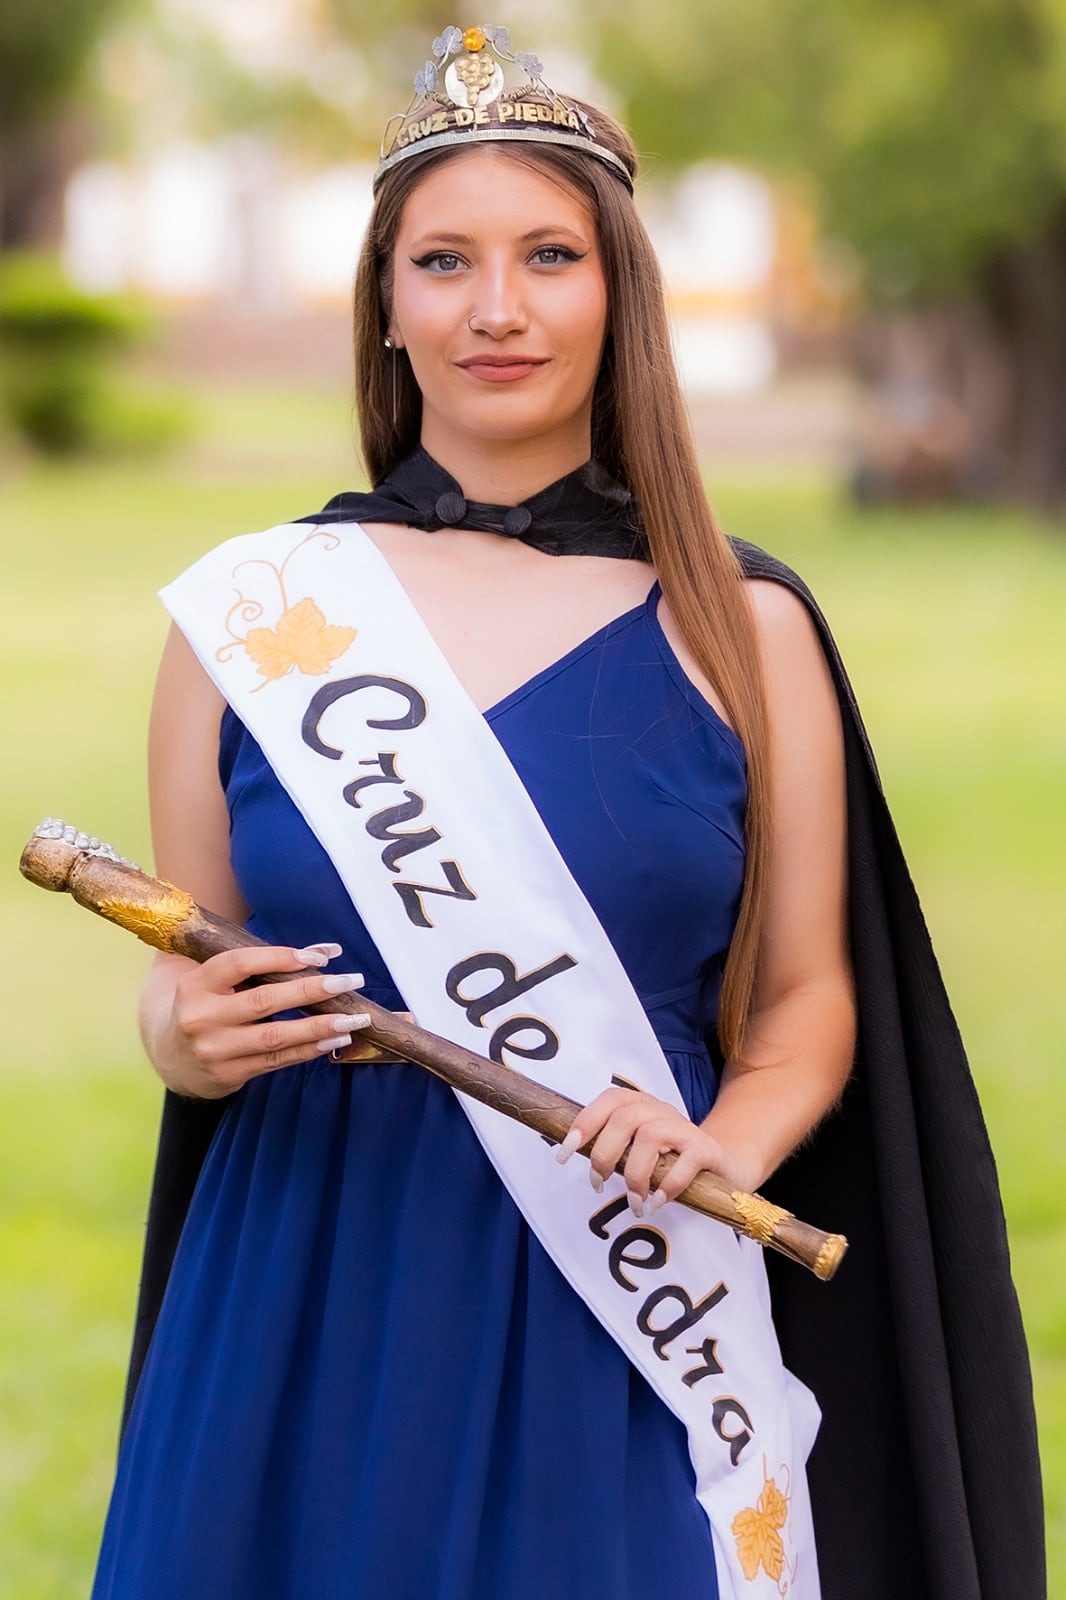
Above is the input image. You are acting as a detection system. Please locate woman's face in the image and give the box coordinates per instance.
[388,147,608,458]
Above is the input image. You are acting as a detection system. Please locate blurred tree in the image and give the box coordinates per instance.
[88,0,464,172]
[0,0,138,249]
[295,0,489,158]
[591,0,1066,512]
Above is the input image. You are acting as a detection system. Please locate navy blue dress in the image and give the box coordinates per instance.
[93,579,747,1600]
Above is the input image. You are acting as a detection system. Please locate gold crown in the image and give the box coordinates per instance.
[374,25,633,194]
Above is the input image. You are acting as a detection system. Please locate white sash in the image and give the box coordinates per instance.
[162,520,822,1599]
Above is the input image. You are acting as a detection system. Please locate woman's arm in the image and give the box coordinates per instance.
[697,578,855,1189]
[139,624,370,1097]
[558,578,856,1209]
[147,623,249,921]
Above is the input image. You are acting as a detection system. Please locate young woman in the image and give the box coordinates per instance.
[92,28,1042,1600]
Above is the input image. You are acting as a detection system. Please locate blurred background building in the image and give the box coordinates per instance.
[64,146,786,389]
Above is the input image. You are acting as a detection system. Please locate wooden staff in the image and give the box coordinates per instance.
[20,820,848,1281]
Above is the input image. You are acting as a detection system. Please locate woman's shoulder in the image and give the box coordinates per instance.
[658,538,828,718]
[724,545,847,795]
[728,535,807,594]
[727,536,833,679]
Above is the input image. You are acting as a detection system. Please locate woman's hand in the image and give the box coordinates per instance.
[145,941,371,1100]
[554,1086,762,1217]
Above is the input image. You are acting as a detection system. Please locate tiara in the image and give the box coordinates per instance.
[374,25,634,194]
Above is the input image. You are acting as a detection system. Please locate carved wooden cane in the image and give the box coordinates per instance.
[20,820,848,1281]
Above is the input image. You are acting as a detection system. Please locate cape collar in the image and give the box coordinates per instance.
[300,445,649,561]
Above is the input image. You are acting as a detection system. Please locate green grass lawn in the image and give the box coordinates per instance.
[1,393,1063,1594]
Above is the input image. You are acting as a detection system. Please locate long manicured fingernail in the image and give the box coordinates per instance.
[645,1189,668,1216]
[317,1035,350,1053]
[295,943,343,966]
[349,1012,372,1030]
[322,972,364,995]
[331,1013,359,1033]
[589,1169,604,1194]
[555,1127,583,1164]
[627,1190,644,1218]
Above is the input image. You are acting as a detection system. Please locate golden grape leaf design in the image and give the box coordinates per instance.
[732,1474,789,1584]
[243,597,356,683]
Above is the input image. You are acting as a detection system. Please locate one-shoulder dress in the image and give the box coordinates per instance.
[92,578,748,1600]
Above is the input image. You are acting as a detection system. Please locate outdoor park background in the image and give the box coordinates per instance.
[1,1,1064,1594]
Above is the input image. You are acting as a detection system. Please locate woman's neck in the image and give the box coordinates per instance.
[418,419,592,505]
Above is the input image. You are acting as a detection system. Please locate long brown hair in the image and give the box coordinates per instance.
[353,105,771,1066]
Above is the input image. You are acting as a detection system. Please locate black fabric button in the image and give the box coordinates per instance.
[502,506,533,538]
[435,492,467,525]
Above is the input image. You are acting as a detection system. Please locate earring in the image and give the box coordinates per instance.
[384,336,399,428]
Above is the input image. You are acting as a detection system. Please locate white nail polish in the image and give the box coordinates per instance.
[555,1127,583,1164]
[350,1012,372,1030]
[331,1014,356,1033]
[589,1169,604,1194]
[317,1035,350,1053]
[295,945,329,967]
[627,1190,644,1218]
[645,1190,667,1216]
[322,972,364,995]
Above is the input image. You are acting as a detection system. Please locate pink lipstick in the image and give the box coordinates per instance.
[456,355,548,383]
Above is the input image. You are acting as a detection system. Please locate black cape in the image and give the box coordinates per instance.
[123,532,1045,1600]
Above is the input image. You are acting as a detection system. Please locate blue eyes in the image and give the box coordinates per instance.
[414,252,462,274]
[532,246,582,267]
[411,246,583,274]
